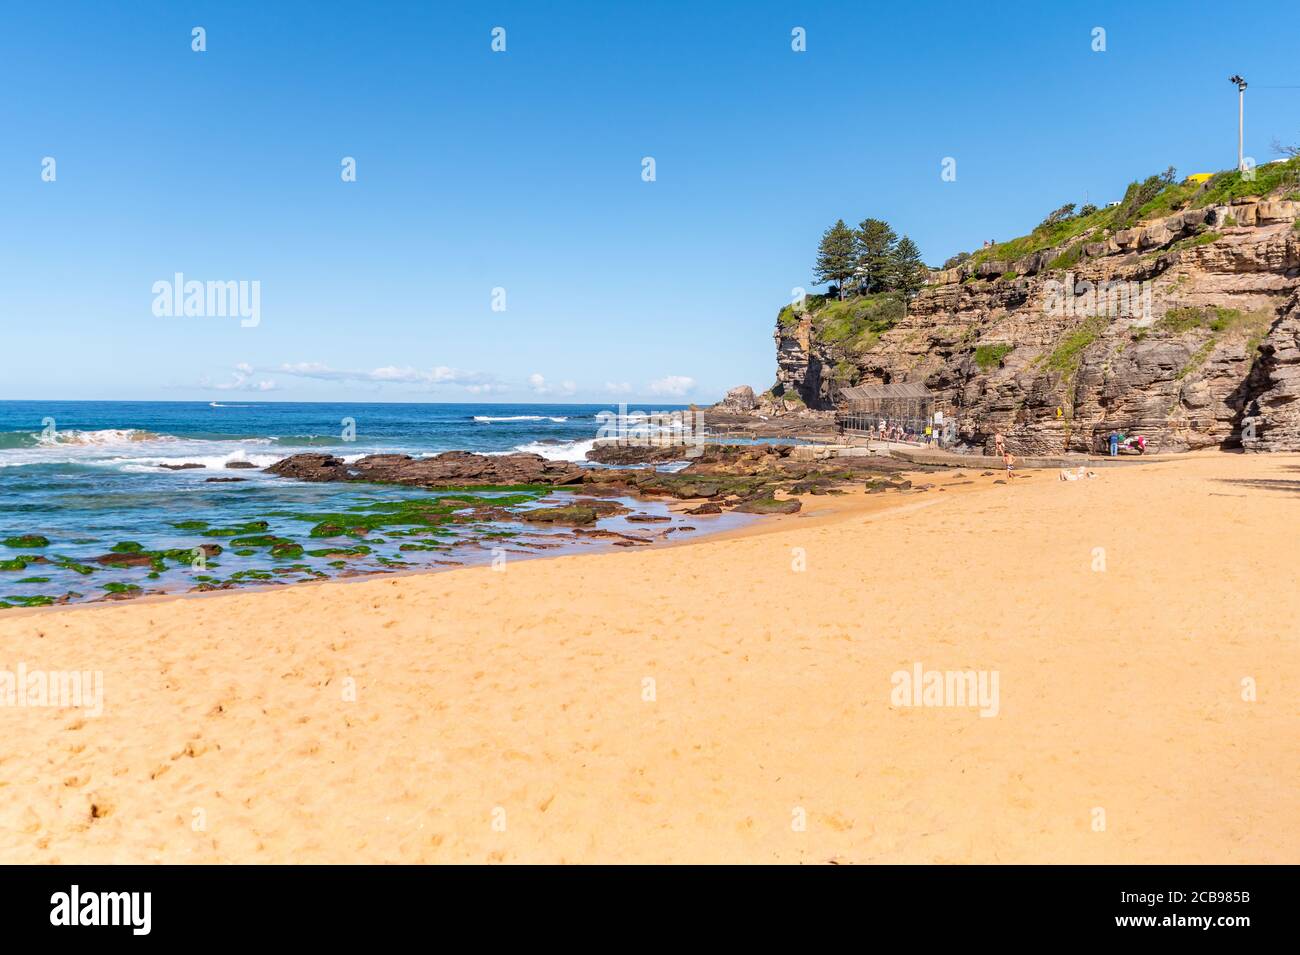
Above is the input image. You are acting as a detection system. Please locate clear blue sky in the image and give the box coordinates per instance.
[2,0,1297,403]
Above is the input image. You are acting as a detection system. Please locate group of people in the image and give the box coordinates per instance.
[1104,430,1146,456]
[873,420,914,443]
[872,420,940,445]
[992,428,1143,472]
[868,419,1141,465]
[869,420,955,447]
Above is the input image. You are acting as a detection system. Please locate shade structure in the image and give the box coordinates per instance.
[835,382,939,443]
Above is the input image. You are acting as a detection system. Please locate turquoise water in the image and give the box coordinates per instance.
[0,401,743,609]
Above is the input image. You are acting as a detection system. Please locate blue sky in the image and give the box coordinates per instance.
[2,0,1298,403]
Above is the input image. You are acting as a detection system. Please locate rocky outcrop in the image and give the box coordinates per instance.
[263,453,353,482]
[772,311,824,407]
[585,443,690,465]
[263,446,937,527]
[715,384,758,412]
[517,505,597,525]
[265,451,585,486]
[774,198,1300,452]
[1241,288,1300,451]
[578,443,927,511]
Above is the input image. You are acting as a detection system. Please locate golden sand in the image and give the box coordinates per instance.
[1,452,1296,863]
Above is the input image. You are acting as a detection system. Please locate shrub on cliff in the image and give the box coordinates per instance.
[779,292,830,327]
[1037,203,1077,229]
[954,157,1297,276]
[831,360,858,384]
[1192,156,1300,208]
[971,204,1111,268]
[974,343,1013,370]
[1046,241,1085,271]
[1111,167,1177,230]
[1045,317,1108,378]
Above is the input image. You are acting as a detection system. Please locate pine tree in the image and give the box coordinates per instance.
[891,235,927,299]
[855,218,898,294]
[813,219,856,300]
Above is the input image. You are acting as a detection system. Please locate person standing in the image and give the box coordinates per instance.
[994,431,1006,458]
[1108,430,1119,457]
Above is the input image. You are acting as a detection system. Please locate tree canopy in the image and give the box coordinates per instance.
[812,216,927,299]
[813,219,857,299]
[892,236,926,299]
[854,218,898,294]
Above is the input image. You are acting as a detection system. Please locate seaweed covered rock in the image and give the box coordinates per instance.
[733,495,801,514]
[518,505,598,525]
[585,443,691,465]
[266,451,583,487]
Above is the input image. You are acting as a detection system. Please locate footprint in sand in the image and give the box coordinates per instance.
[820,812,854,832]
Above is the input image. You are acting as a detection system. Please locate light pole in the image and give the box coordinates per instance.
[1229,74,1248,171]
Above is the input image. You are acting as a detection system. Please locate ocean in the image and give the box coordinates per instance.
[0,400,746,609]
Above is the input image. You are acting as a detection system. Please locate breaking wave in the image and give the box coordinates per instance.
[509,439,595,462]
[0,428,178,449]
[0,429,278,471]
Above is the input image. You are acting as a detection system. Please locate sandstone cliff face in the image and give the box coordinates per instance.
[772,198,1300,453]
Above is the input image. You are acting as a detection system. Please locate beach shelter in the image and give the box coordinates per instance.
[835,382,935,437]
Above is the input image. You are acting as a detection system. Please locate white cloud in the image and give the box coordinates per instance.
[603,381,633,395]
[276,362,498,390]
[280,361,333,376]
[528,373,577,396]
[648,375,695,397]
[212,364,277,392]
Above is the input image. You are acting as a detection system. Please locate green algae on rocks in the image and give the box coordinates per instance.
[518,505,597,525]
[3,535,50,549]
[277,492,545,539]
[202,520,271,538]
[2,594,56,607]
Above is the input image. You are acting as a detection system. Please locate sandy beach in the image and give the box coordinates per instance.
[1,451,1296,864]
